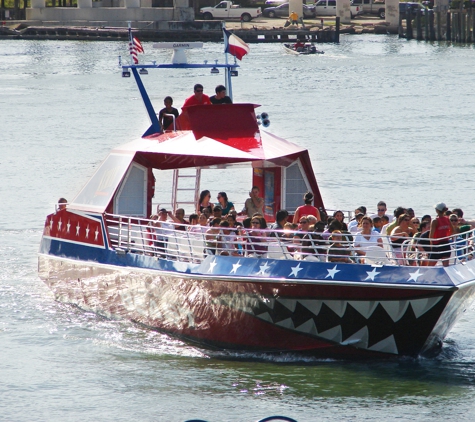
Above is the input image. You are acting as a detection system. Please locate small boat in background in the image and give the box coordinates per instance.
[283,42,324,55]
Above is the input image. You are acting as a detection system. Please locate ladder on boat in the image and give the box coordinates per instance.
[171,169,201,214]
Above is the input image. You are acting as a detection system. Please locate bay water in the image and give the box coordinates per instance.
[1,35,475,421]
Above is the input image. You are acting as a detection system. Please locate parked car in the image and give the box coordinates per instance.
[351,0,386,19]
[200,1,262,22]
[263,2,317,18]
[399,2,427,18]
[313,0,364,18]
[264,0,287,5]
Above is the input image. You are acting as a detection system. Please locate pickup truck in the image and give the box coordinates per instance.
[351,0,386,18]
[313,0,364,18]
[200,1,262,22]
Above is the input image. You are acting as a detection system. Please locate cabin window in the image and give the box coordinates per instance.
[71,153,133,212]
[114,163,147,217]
[283,161,310,212]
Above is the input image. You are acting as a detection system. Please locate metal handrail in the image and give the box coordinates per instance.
[104,213,475,267]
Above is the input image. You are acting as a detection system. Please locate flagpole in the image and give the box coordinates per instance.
[222,22,233,102]
[127,21,133,66]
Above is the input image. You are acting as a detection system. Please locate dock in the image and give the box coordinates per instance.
[0,19,341,43]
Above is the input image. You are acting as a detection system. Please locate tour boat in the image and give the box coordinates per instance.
[38,30,475,359]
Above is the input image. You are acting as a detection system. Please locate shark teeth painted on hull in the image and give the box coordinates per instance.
[251,296,444,355]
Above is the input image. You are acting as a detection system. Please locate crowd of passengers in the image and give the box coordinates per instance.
[147,190,475,267]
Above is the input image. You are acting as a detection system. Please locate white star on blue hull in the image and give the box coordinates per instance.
[257,261,270,275]
[365,267,381,281]
[289,263,303,278]
[326,265,340,279]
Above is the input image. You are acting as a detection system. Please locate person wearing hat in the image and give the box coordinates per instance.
[428,202,454,267]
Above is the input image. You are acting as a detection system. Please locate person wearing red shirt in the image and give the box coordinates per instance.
[182,84,211,108]
[428,202,454,267]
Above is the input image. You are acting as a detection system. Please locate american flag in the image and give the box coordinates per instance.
[129,37,144,64]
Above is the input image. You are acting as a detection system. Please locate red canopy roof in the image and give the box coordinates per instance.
[114,104,310,170]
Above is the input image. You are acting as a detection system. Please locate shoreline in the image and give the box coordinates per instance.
[0,16,396,41]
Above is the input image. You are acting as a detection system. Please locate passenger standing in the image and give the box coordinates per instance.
[292,192,321,224]
[158,96,179,131]
[210,85,233,105]
[243,186,264,217]
[428,203,454,267]
[182,84,211,108]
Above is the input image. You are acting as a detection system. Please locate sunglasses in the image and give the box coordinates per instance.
[300,221,309,224]
[251,221,260,225]
[195,89,203,93]
[378,208,386,212]
[450,219,458,222]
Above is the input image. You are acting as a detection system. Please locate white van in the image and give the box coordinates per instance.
[314,0,363,17]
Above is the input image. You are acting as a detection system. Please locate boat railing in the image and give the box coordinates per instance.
[104,213,475,267]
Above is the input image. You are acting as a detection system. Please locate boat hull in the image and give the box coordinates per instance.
[38,249,475,358]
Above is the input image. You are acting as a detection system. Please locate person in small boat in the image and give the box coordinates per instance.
[327,231,353,263]
[292,192,321,224]
[243,186,264,217]
[354,217,383,261]
[198,190,214,214]
[294,39,305,51]
[210,85,233,105]
[158,96,179,131]
[182,84,211,108]
[216,191,234,216]
[428,203,454,267]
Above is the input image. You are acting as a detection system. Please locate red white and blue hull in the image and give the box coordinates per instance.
[38,210,475,358]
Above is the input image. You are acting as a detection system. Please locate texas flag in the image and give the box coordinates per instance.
[223,28,250,60]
